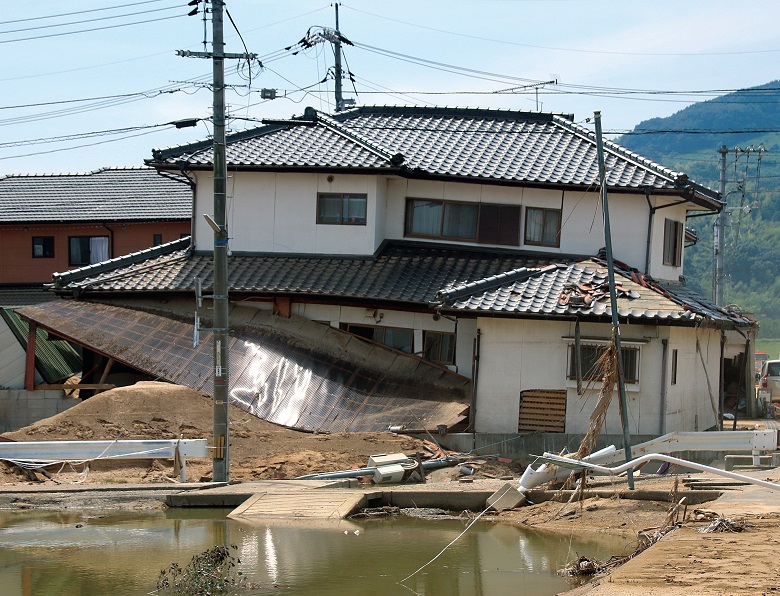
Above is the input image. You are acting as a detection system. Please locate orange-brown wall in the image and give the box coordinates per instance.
[0,220,191,284]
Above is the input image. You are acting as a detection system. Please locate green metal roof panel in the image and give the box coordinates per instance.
[1,308,82,384]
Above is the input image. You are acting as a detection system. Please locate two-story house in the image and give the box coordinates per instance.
[17,107,755,444]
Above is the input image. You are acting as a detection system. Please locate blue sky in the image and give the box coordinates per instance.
[2,0,779,175]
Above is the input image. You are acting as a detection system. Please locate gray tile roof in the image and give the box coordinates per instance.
[149,106,720,208]
[49,240,752,328]
[0,166,192,223]
[52,240,568,305]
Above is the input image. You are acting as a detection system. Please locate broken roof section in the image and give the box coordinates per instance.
[16,301,470,433]
[0,308,81,384]
[432,258,754,328]
[148,106,721,210]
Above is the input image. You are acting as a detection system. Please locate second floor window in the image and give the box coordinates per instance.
[405,198,520,246]
[69,236,109,267]
[317,193,367,225]
[153,234,163,246]
[524,207,561,247]
[663,218,683,266]
[32,236,55,258]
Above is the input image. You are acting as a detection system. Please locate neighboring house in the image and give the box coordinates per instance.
[0,166,193,285]
[20,106,756,441]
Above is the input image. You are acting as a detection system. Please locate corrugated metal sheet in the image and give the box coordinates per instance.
[16,301,470,433]
[1,308,82,384]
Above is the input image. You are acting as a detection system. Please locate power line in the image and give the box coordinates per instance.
[0,13,186,44]
[0,0,173,26]
[0,4,182,35]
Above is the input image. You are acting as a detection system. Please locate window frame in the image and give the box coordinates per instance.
[68,235,109,267]
[524,206,562,248]
[423,331,456,365]
[404,198,520,246]
[316,193,368,226]
[567,342,641,386]
[153,233,163,246]
[663,218,684,266]
[32,236,55,259]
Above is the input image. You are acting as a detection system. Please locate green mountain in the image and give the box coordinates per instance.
[618,81,780,338]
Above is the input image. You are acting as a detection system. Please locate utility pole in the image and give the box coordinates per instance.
[714,145,728,306]
[178,0,256,483]
[334,2,344,112]
[594,111,634,490]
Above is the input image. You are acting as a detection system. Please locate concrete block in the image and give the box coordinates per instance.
[487,482,526,511]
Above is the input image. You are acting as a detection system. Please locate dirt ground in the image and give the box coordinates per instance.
[2,381,779,594]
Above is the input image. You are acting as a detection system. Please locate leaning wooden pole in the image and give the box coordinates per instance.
[593,110,634,490]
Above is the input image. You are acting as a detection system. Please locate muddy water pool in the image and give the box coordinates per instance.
[0,508,629,595]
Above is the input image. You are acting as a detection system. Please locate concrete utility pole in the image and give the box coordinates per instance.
[334,2,345,111]
[714,145,728,306]
[594,111,634,490]
[178,0,256,483]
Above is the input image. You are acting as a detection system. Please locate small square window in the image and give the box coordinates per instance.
[32,236,55,258]
[153,234,163,246]
[317,193,367,225]
[524,207,561,247]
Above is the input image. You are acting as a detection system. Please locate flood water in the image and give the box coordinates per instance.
[0,508,629,595]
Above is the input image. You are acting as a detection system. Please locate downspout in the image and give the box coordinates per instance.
[172,164,198,247]
[660,339,668,435]
[575,318,582,395]
[470,329,481,449]
[644,189,653,275]
[102,223,115,259]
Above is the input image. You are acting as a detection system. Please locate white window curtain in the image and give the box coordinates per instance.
[89,236,109,264]
[408,200,442,235]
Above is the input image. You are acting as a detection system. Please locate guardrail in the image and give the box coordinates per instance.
[0,439,209,482]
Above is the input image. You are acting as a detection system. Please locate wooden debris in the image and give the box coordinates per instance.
[697,516,751,533]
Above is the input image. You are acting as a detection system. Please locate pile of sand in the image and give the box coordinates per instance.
[1,381,429,484]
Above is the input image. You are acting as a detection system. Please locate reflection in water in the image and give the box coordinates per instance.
[0,510,625,596]
[264,527,279,585]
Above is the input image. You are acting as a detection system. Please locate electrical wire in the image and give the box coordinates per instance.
[0,3,183,36]
[0,0,173,26]
[342,4,780,57]
[0,13,187,44]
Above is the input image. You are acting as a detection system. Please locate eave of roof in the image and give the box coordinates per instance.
[48,238,750,329]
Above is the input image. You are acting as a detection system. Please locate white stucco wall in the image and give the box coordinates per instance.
[195,172,381,255]
[647,200,690,281]
[472,317,721,435]
[192,171,698,278]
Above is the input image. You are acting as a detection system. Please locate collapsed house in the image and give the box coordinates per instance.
[15,106,756,444]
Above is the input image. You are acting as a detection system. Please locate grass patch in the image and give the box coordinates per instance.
[756,338,780,359]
